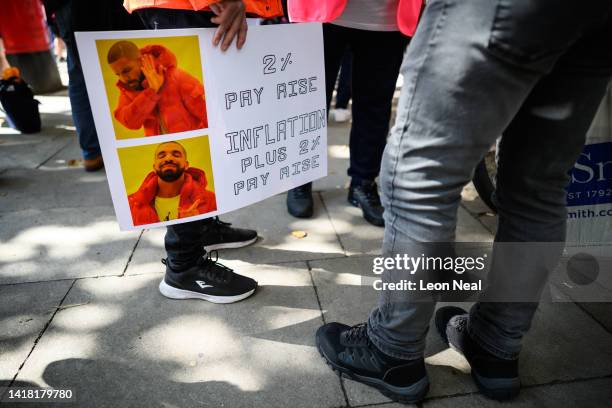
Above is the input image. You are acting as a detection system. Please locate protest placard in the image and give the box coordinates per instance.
[75,23,326,230]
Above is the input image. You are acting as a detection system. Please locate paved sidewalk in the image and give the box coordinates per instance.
[1,93,611,408]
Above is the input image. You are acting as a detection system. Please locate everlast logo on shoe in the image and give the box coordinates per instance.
[196,280,213,289]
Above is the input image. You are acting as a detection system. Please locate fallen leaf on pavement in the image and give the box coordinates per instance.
[291,230,308,239]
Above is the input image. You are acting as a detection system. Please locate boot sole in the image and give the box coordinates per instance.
[436,308,521,401]
[204,236,258,252]
[472,370,521,401]
[288,208,313,218]
[316,336,429,404]
[159,280,256,304]
[447,343,521,401]
[348,197,384,227]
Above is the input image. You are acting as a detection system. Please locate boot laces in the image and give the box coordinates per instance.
[345,323,371,346]
[455,316,468,333]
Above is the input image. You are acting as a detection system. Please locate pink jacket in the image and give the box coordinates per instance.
[287,0,423,37]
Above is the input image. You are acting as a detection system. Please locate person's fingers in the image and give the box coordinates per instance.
[236,19,248,50]
[211,2,243,48]
[209,2,222,15]
[211,5,230,45]
[212,12,236,47]
[221,13,243,51]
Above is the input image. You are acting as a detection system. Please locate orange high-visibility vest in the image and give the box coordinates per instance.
[123,0,284,19]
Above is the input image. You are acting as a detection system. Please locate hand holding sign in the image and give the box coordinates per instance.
[210,0,248,51]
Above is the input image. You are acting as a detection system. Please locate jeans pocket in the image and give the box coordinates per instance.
[487,0,580,66]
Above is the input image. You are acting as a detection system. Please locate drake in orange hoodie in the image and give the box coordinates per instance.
[128,141,217,226]
[108,41,207,136]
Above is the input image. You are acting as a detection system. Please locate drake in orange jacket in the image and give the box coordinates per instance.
[110,43,207,136]
[129,167,217,226]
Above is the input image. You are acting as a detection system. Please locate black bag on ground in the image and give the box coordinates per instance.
[0,76,41,134]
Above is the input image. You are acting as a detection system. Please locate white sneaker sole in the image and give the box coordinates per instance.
[203,236,258,252]
[158,280,256,304]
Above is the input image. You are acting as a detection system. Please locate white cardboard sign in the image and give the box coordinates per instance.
[76,23,326,230]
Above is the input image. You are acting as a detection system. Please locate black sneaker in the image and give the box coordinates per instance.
[287,182,314,218]
[159,252,257,304]
[201,217,258,251]
[316,322,429,404]
[435,306,520,400]
[348,180,384,227]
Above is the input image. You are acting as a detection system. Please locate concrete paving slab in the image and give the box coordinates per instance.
[37,137,93,171]
[461,183,498,235]
[518,301,612,384]
[320,190,493,256]
[0,94,76,172]
[0,168,112,214]
[461,183,492,217]
[0,207,140,284]
[0,133,72,172]
[422,377,612,408]
[180,193,346,265]
[13,264,345,408]
[455,207,495,243]
[574,303,612,333]
[320,189,385,255]
[0,280,73,382]
[310,256,612,406]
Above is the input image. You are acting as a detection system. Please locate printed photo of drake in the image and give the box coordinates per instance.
[117,135,217,227]
[97,36,207,140]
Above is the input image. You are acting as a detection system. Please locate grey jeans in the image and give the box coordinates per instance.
[367,0,612,360]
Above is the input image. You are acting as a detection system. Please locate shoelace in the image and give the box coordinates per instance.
[211,216,232,230]
[344,323,371,346]
[200,250,233,284]
[359,183,381,207]
[454,316,467,333]
[161,252,233,284]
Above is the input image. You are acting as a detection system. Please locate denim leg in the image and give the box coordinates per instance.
[66,49,102,160]
[469,31,612,358]
[55,3,101,161]
[367,0,611,360]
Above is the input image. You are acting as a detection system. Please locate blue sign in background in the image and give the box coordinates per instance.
[566,142,612,207]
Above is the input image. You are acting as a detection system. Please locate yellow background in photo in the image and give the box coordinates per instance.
[117,135,215,197]
[96,35,204,140]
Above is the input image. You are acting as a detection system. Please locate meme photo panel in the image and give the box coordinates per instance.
[117,134,217,227]
[96,35,208,140]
